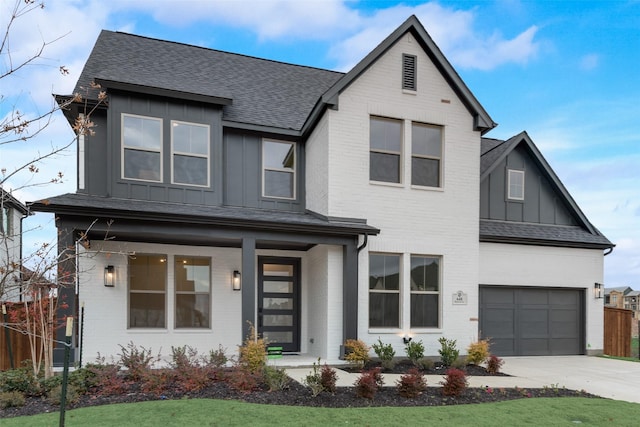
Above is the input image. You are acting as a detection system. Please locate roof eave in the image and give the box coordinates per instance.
[480,234,614,250]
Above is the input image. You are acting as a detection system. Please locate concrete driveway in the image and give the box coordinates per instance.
[501,356,640,403]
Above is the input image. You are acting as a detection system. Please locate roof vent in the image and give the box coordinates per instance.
[402,54,416,91]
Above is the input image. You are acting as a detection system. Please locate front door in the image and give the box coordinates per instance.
[258,257,300,353]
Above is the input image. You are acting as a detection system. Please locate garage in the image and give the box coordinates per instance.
[479,286,585,356]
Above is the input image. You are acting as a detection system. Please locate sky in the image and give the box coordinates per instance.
[1,0,639,287]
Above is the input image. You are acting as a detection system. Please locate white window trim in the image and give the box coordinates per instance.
[170,120,210,187]
[369,116,404,184]
[409,254,441,329]
[262,139,297,200]
[121,113,163,183]
[507,169,525,200]
[174,256,212,329]
[410,122,443,189]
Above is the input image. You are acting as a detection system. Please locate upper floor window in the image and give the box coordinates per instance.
[175,256,211,328]
[370,117,402,183]
[263,140,295,199]
[507,169,525,200]
[122,114,162,182]
[171,121,210,187]
[411,123,442,187]
[410,255,440,328]
[369,253,400,328]
[129,254,167,328]
[402,54,417,91]
[1,206,10,235]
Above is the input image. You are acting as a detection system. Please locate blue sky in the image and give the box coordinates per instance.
[1,0,639,287]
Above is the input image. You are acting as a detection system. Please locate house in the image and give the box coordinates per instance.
[29,16,613,366]
[1,188,29,302]
[605,286,632,308]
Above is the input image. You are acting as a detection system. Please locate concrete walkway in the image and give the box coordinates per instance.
[285,356,640,404]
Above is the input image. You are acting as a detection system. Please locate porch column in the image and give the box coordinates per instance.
[343,238,359,342]
[241,237,256,340]
[53,222,77,367]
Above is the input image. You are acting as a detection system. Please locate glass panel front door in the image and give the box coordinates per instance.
[258,257,300,353]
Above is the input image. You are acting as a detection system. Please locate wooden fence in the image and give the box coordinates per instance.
[604,306,632,357]
[1,301,47,371]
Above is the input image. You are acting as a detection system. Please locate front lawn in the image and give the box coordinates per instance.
[3,397,640,426]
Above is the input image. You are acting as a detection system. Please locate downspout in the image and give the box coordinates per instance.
[604,247,613,256]
[357,233,368,253]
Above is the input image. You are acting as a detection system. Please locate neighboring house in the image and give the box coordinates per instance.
[29,16,613,366]
[1,188,28,302]
[605,286,632,309]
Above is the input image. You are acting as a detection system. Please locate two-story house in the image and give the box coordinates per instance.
[1,188,29,302]
[30,16,613,366]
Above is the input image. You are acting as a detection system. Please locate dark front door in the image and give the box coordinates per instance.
[258,257,300,353]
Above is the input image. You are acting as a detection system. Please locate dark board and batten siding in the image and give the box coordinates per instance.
[479,286,585,356]
[480,144,577,225]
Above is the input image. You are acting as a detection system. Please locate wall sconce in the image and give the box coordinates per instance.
[594,282,603,299]
[403,335,412,345]
[104,265,115,287]
[233,270,241,291]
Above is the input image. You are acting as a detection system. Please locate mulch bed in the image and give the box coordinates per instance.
[340,359,510,376]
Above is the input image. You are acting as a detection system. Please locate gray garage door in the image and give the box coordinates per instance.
[479,286,585,356]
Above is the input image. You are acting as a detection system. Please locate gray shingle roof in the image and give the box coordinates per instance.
[74,30,344,131]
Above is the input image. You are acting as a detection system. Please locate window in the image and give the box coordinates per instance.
[171,121,209,186]
[507,169,525,200]
[411,123,442,187]
[122,114,162,182]
[129,254,167,328]
[1,206,10,235]
[175,257,211,328]
[263,140,295,199]
[612,295,617,304]
[402,54,417,91]
[369,253,400,328]
[410,256,440,328]
[370,117,402,183]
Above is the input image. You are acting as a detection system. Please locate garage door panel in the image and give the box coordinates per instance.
[480,286,584,356]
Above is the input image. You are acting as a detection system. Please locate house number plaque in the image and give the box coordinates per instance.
[452,291,467,305]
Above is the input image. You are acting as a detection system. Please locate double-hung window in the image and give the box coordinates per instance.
[410,255,440,328]
[369,253,400,328]
[507,169,525,200]
[122,114,162,182]
[411,123,442,187]
[129,254,167,328]
[175,256,211,328]
[171,121,210,186]
[263,140,296,199]
[370,117,402,183]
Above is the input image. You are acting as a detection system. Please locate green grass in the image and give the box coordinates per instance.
[4,398,640,426]
[632,337,639,358]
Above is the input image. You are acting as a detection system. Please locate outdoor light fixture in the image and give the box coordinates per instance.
[594,282,603,299]
[233,270,241,291]
[403,335,412,344]
[104,265,115,287]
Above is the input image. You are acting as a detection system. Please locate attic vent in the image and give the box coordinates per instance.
[402,54,416,91]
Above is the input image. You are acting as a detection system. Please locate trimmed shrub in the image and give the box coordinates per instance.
[0,391,26,409]
[438,337,459,367]
[486,354,504,374]
[396,368,427,398]
[354,367,383,399]
[440,368,468,397]
[405,340,425,367]
[372,338,396,370]
[466,339,490,365]
[344,339,370,368]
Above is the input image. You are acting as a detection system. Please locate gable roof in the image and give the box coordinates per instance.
[604,286,633,295]
[306,15,496,135]
[66,16,494,137]
[480,132,614,249]
[1,187,28,215]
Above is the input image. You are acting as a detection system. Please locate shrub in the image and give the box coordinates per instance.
[303,359,325,397]
[263,365,290,391]
[372,338,396,370]
[405,340,425,367]
[320,364,337,393]
[238,323,267,373]
[418,357,434,370]
[227,366,260,393]
[0,391,26,409]
[354,367,383,399]
[344,339,370,368]
[396,368,427,398]
[206,345,229,368]
[486,354,504,374]
[0,366,39,396]
[118,341,158,381]
[170,345,200,370]
[440,368,468,397]
[47,384,79,407]
[39,374,62,394]
[85,360,127,397]
[141,369,173,395]
[438,337,459,367]
[466,339,490,365]
[451,357,467,369]
[68,368,95,394]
